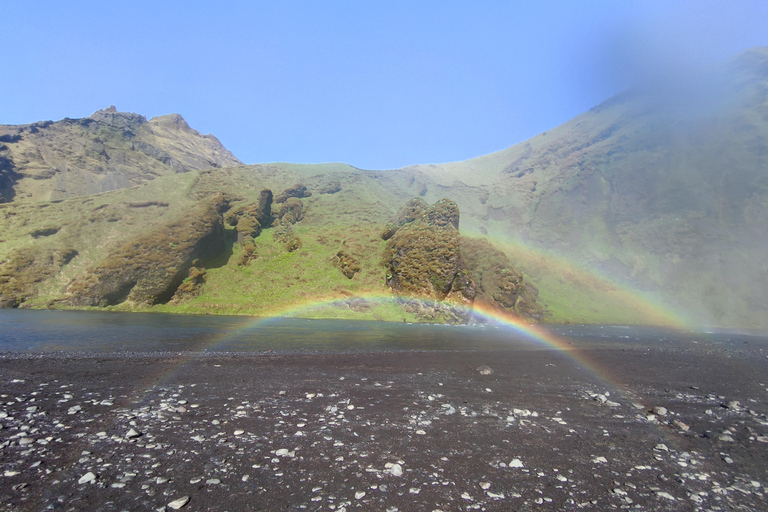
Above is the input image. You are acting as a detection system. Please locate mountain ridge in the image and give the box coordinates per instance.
[0,106,241,203]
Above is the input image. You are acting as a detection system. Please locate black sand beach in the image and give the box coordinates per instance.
[1,336,767,511]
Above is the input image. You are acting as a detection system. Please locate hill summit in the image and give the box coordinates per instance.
[0,106,241,203]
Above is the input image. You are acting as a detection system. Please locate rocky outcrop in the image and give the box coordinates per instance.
[170,266,207,303]
[383,198,476,322]
[461,237,543,321]
[332,250,361,279]
[65,194,230,307]
[278,197,304,224]
[381,198,427,240]
[274,184,311,204]
[225,189,273,243]
[273,196,305,252]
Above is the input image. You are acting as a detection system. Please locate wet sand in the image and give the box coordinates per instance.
[1,337,767,511]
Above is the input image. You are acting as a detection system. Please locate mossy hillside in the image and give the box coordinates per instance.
[65,193,230,307]
[154,222,416,322]
[0,172,202,307]
[1,161,660,325]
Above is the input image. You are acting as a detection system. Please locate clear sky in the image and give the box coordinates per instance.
[2,1,766,169]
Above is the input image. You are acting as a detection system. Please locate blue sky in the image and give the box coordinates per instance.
[2,1,766,169]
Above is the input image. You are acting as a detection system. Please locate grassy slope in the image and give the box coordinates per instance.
[0,158,689,326]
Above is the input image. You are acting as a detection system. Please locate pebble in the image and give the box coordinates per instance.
[167,496,190,510]
[509,458,524,468]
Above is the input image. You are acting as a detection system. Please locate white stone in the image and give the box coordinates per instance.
[167,496,190,510]
[78,472,97,484]
[389,463,403,477]
[509,458,524,468]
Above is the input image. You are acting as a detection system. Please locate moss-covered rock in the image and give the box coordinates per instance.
[224,189,273,243]
[278,197,304,224]
[381,197,427,240]
[274,184,311,204]
[65,194,230,307]
[237,242,258,266]
[383,198,476,322]
[461,237,543,321]
[332,250,361,279]
[170,266,207,303]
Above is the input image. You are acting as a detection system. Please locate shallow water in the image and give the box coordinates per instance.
[0,309,765,353]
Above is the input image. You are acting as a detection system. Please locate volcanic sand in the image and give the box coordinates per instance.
[1,335,767,511]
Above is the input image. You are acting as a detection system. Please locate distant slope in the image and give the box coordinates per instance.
[400,47,768,328]
[0,106,241,202]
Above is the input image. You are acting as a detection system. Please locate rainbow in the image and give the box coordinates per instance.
[460,231,695,330]
[176,292,650,397]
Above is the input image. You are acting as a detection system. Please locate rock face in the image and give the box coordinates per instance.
[65,194,230,307]
[383,198,476,322]
[0,106,242,202]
